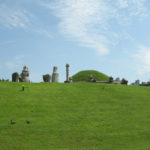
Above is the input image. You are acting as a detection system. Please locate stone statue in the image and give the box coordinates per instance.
[52,66,59,83]
[20,66,30,82]
[12,72,19,82]
[43,74,51,82]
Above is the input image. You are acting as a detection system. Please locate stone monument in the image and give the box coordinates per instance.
[135,80,140,85]
[52,66,59,83]
[69,77,73,83]
[65,64,70,83]
[43,74,51,82]
[12,72,19,82]
[20,66,30,82]
[114,77,121,84]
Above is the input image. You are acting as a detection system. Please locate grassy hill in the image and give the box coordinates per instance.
[72,70,109,82]
[0,82,150,150]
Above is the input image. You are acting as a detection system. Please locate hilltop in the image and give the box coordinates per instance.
[0,82,150,150]
[72,70,109,82]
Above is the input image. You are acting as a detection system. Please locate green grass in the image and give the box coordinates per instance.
[72,70,109,82]
[0,82,150,150]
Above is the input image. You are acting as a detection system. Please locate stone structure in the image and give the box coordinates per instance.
[69,77,73,83]
[20,66,30,82]
[65,64,70,83]
[135,80,140,85]
[89,75,96,82]
[12,72,19,82]
[113,77,121,84]
[43,74,51,82]
[115,77,121,82]
[52,66,59,83]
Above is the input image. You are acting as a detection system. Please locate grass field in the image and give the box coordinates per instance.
[0,82,150,150]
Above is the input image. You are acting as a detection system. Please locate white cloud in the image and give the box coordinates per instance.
[0,4,31,29]
[5,55,24,70]
[43,0,116,55]
[32,28,52,38]
[117,0,129,8]
[0,3,52,37]
[134,46,150,75]
[0,0,148,53]
[43,0,148,55]
[117,0,148,18]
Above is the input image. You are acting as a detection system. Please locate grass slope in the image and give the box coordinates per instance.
[72,70,109,82]
[0,82,150,150]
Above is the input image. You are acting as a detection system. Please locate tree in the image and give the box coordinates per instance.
[109,76,113,83]
[121,78,128,85]
[43,74,51,82]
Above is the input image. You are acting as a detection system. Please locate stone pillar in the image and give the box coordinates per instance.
[12,72,19,82]
[20,66,30,82]
[66,64,70,82]
[52,66,59,83]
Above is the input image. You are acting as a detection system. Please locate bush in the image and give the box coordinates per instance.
[109,76,113,83]
[121,78,128,85]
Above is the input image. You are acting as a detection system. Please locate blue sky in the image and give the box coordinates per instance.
[0,0,150,83]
